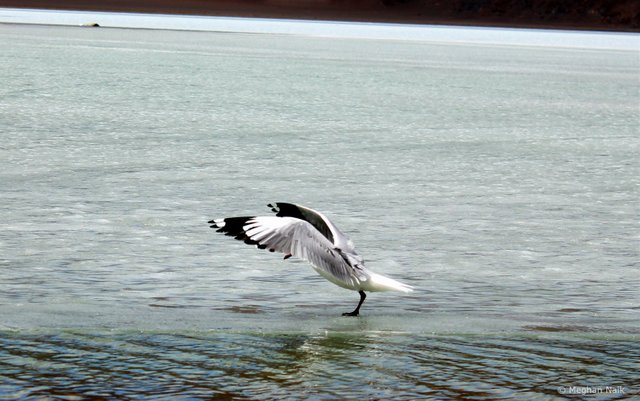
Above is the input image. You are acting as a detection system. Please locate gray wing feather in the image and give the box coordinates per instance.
[268,202,359,255]
[244,217,367,286]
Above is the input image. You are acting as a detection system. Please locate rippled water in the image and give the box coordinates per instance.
[1,23,638,399]
[2,330,638,400]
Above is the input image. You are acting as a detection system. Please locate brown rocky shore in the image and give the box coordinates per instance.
[0,0,638,32]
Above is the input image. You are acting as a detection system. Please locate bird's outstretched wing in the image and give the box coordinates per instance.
[267,202,357,254]
[209,216,366,287]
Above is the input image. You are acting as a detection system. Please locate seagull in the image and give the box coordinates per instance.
[207,202,413,316]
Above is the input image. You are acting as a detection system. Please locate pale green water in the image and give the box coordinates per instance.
[0,23,638,399]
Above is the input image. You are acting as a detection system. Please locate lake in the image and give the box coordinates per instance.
[0,20,638,400]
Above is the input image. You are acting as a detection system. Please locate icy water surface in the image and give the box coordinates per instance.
[1,23,638,399]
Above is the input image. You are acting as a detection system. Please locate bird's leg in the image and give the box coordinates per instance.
[342,291,366,317]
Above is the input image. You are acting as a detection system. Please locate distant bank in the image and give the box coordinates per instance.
[0,0,637,32]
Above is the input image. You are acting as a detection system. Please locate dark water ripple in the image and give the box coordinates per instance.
[1,331,637,400]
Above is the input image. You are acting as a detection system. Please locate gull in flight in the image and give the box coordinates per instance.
[208,202,413,316]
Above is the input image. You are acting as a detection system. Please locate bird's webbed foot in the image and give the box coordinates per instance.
[341,291,366,317]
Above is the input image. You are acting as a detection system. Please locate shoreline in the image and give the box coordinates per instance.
[0,0,638,32]
[2,8,638,51]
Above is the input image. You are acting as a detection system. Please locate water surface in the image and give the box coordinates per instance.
[1,23,638,399]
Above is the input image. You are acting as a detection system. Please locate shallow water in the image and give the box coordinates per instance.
[1,23,638,399]
[1,330,638,400]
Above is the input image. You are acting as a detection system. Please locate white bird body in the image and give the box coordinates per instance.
[208,202,413,316]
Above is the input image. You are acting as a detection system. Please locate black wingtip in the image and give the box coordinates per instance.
[267,203,280,210]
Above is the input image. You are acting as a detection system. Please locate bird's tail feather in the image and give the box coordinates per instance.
[366,273,414,293]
